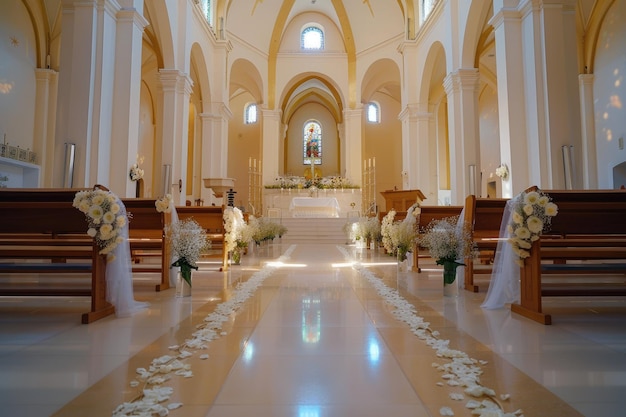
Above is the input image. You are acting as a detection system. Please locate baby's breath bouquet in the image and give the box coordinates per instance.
[507,189,558,266]
[73,188,127,262]
[165,218,210,286]
[418,216,476,285]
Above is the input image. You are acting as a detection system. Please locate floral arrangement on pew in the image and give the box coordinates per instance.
[164,218,210,286]
[73,188,127,262]
[417,216,477,287]
[224,207,255,263]
[248,215,287,245]
[507,189,558,266]
[381,206,419,262]
[344,216,381,247]
[155,194,173,213]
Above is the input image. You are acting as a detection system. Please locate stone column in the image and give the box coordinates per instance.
[157,70,193,205]
[490,6,528,197]
[109,4,148,196]
[199,102,233,206]
[443,69,481,204]
[578,74,597,189]
[343,109,363,187]
[34,69,58,187]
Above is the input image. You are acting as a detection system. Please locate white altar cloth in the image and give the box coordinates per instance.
[289,197,340,218]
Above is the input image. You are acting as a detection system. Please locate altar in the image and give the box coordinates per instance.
[289,197,340,218]
[263,189,362,218]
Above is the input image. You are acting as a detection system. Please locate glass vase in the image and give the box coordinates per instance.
[231,248,242,265]
[175,271,192,298]
[442,262,459,297]
[397,250,408,273]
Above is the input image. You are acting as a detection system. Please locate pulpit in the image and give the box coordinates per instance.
[380,189,426,212]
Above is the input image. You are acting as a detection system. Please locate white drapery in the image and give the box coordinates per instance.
[481,194,522,310]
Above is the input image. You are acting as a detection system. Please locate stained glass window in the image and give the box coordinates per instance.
[303,121,322,165]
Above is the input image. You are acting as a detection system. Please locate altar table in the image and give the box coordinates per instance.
[289,197,340,218]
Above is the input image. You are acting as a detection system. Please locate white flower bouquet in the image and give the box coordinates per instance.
[155,194,173,213]
[224,207,247,253]
[495,163,509,180]
[129,163,144,181]
[417,216,476,284]
[380,210,417,261]
[507,189,558,266]
[165,218,210,286]
[73,189,127,262]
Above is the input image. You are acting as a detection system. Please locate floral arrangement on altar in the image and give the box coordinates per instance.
[73,188,127,262]
[129,163,144,182]
[495,163,509,180]
[155,194,173,213]
[165,218,210,286]
[265,175,359,190]
[418,216,477,284]
[507,189,558,266]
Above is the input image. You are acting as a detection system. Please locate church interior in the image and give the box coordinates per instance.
[0,1,625,416]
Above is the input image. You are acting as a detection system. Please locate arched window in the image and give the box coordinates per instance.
[199,0,213,27]
[420,0,438,23]
[244,103,257,124]
[366,102,380,123]
[303,121,322,165]
[301,26,324,50]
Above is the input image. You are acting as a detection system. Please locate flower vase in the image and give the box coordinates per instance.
[442,261,460,297]
[175,270,192,298]
[231,249,241,265]
[397,250,409,273]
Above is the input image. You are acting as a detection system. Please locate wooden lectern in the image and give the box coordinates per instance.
[380,189,426,212]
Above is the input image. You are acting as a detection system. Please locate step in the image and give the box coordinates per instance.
[277,217,351,244]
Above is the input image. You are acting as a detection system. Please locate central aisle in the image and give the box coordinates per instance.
[205,244,429,417]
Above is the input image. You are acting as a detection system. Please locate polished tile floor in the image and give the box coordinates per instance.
[0,243,625,417]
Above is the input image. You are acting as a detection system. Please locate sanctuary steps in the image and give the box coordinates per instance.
[276,217,350,244]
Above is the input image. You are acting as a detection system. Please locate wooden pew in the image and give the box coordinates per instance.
[0,190,114,324]
[175,206,227,270]
[511,189,626,325]
[123,198,171,291]
[463,195,509,292]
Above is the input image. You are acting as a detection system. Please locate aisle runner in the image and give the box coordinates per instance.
[337,246,522,417]
[112,245,297,417]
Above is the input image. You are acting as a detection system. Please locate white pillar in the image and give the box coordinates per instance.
[260,109,282,187]
[578,74,598,189]
[343,109,363,186]
[443,69,481,204]
[34,69,58,187]
[200,102,233,205]
[157,70,193,205]
[109,5,148,196]
[490,6,529,198]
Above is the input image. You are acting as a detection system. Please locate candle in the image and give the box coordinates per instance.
[253,159,256,168]
[368,158,371,168]
[373,157,376,168]
[249,157,251,168]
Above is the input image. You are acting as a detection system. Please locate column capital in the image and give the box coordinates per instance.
[489,7,521,30]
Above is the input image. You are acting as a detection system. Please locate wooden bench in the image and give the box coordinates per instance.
[511,189,626,325]
[463,195,509,292]
[175,206,227,270]
[0,190,114,324]
[123,198,172,291]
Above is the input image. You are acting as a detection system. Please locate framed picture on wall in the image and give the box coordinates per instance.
[28,150,36,164]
